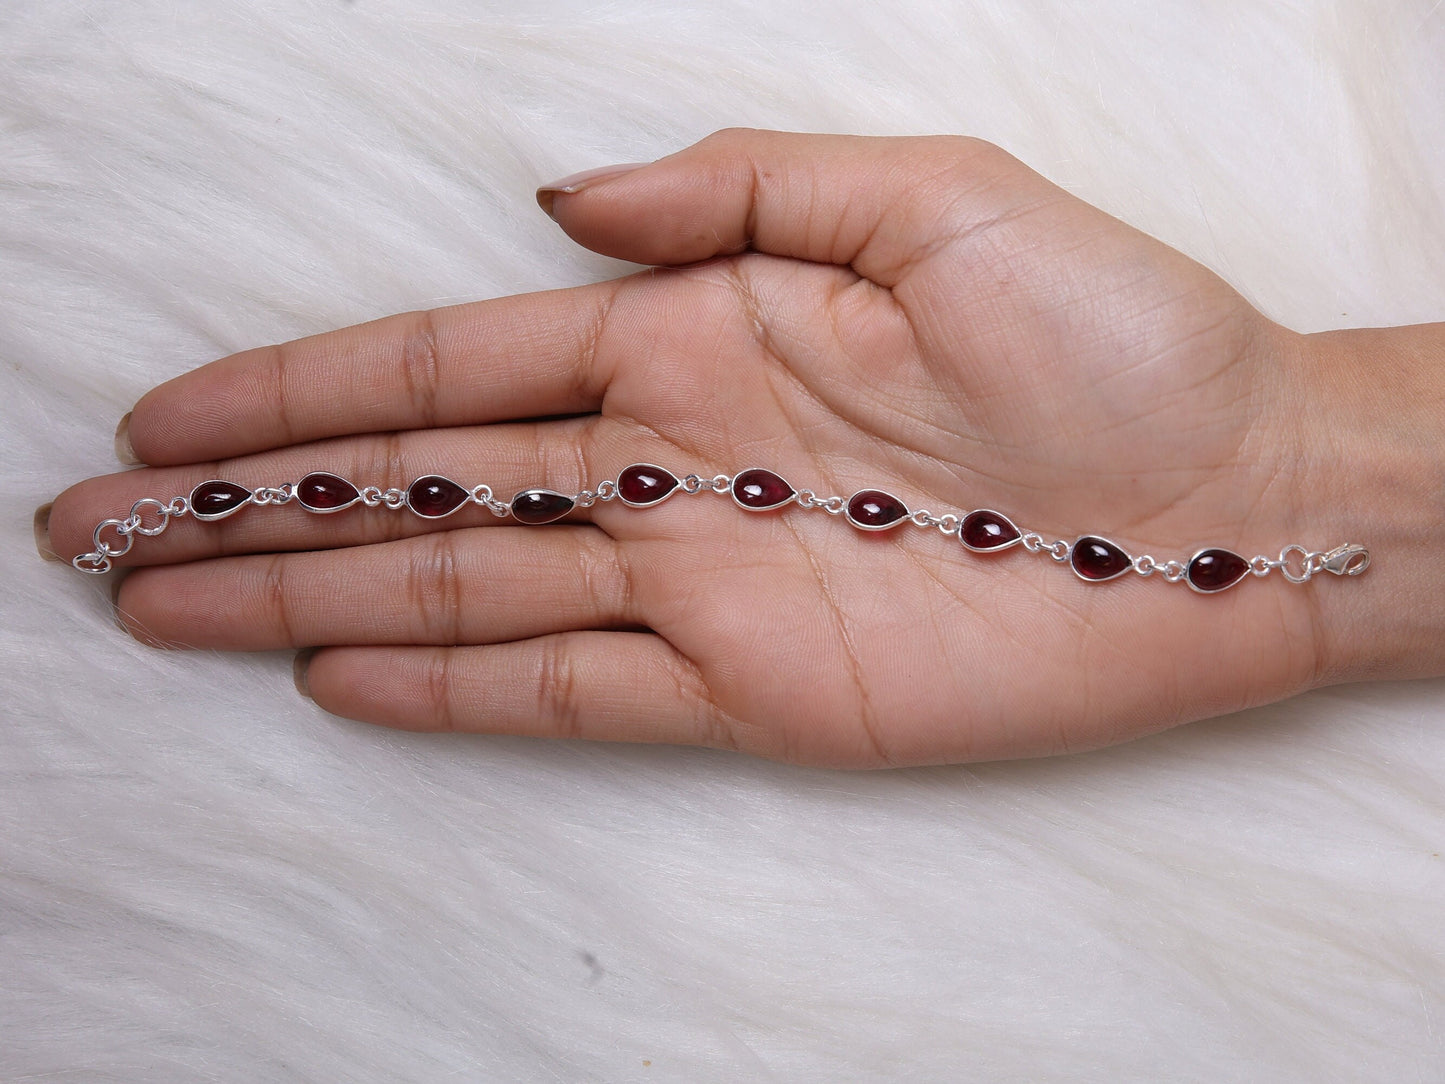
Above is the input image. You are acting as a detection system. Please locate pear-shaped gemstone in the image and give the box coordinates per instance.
[617,464,680,507]
[407,476,470,519]
[189,480,253,521]
[1186,548,1249,593]
[1070,536,1133,582]
[731,469,794,511]
[959,510,1022,551]
[510,489,575,524]
[296,472,361,513]
[845,490,909,530]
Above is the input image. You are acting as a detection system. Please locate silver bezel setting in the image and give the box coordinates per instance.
[1183,547,1249,594]
[843,489,910,531]
[958,509,1024,552]
[509,489,576,524]
[295,472,362,514]
[1068,535,1134,583]
[616,464,682,508]
[188,480,254,521]
[730,468,796,512]
[405,476,471,519]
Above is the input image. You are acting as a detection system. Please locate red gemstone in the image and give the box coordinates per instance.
[959,509,1022,551]
[846,490,908,530]
[617,464,679,507]
[406,476,470,518]
[296,472,360,513]
[1186,548,1249,593]
[732,469,794,511]
[510,489,575,524]
[1070,536,1133,581]
[189,480,253,520]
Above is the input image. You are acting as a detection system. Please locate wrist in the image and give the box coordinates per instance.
[1286,322,1445,685]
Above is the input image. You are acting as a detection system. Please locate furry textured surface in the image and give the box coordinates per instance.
[4,2,1443,1080]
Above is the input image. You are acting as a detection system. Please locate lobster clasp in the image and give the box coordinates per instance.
[1321,544,1370,576]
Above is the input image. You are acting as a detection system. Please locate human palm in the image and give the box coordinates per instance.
[50,130,1331,766]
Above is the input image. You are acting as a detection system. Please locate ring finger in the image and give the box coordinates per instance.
[114,521,649,651]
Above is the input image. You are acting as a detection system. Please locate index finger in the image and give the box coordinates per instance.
[125,280,628,466]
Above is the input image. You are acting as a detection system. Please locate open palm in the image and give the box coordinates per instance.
[51,131,1338,766]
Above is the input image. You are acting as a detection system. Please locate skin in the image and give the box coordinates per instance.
[42,130,1445,768]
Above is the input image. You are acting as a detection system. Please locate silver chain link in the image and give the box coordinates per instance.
[794,489,847,515]
[573,479,621,509]
[1133,555,1187,583]
[682,473,732,495]
[469,484,510,517]
[1021,532,1071,562]
[250,484,294,506]
[72,494,191,574]
[359,485,407,509]
[904,509,963,536]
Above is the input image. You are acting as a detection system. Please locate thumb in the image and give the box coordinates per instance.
[537,129,1046,288]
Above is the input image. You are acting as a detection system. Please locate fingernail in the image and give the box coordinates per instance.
[536,162,650,220]
[33,503,60,562]
[293,648,316,700]
[110,571,131,634]
[114,412,141,465]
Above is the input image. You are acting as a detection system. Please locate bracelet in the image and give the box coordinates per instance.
[71,464,1370,593]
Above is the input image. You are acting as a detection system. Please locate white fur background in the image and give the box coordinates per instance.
[4,2,1443,1080]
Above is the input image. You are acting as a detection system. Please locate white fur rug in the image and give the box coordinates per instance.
[4,2,1443,1080]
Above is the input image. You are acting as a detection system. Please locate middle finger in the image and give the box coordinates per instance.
[48,415,694,570]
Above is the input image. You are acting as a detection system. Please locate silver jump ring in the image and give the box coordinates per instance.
[92,519,135,558]
[1279,544,1314,583]
[128,498,173,536]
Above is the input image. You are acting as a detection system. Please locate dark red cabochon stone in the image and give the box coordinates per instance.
[407,476,470,518]
[617,464,679,506]
[1071,536,1132,580]
[296,472,360,512]
[846,490,908,529]
[960,510,1021,550]
[190,480,252,519]
[1187,548,1249,593]
[732,469,794,509]
[510,490,575,524]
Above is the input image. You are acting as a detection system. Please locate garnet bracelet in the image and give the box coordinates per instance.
[71,464,1370,593]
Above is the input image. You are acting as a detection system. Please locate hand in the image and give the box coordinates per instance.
[44,130,1417,767]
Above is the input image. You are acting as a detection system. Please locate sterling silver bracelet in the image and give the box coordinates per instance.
[71,464,1370,593]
